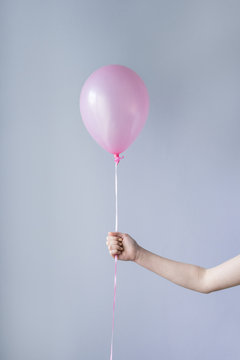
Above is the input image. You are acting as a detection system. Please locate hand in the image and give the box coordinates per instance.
[106,231,141,261]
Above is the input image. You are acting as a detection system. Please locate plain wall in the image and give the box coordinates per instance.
[1,1,240,359]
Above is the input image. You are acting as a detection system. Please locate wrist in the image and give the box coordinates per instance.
[134,245,144,263]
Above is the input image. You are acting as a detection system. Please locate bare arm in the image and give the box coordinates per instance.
[135,247,240,293]
[106,232,240,294]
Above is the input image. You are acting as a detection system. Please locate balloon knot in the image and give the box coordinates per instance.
[114,153,124,165]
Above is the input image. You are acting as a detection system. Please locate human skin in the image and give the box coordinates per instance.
[106,232,240,294]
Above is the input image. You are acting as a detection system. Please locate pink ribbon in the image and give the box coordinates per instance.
[110,255,118,360]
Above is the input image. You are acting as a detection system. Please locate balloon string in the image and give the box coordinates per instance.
[110,155,123,360]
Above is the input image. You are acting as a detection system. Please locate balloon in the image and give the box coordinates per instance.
[79,65,149,160]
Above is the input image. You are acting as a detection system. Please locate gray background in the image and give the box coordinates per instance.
[1,0,240,359]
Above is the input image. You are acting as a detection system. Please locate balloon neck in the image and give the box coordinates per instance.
[114,153,124,165]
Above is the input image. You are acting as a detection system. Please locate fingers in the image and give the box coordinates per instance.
[108,231,123,237]
[106,236,123,257]
[110,250,120,258]
[106,236,123,247]
[107,235,122,243]
[106,241,123,252]
[106,232,125,258]
[108,243,123,251]
[109,248,122,257]
[106,240,121,247]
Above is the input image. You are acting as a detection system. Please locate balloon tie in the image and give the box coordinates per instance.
[113,153,124,165]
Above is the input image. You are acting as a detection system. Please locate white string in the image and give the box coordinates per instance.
[110,161,118,360]
[115,162,118,232]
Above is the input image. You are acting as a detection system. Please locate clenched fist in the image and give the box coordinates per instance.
[106,232,141,261]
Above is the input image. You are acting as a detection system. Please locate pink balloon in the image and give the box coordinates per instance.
[80,65,149,158]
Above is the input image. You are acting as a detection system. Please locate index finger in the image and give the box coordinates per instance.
[108,231,123,237]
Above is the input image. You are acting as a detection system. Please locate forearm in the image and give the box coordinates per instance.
[135,246,208,293]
